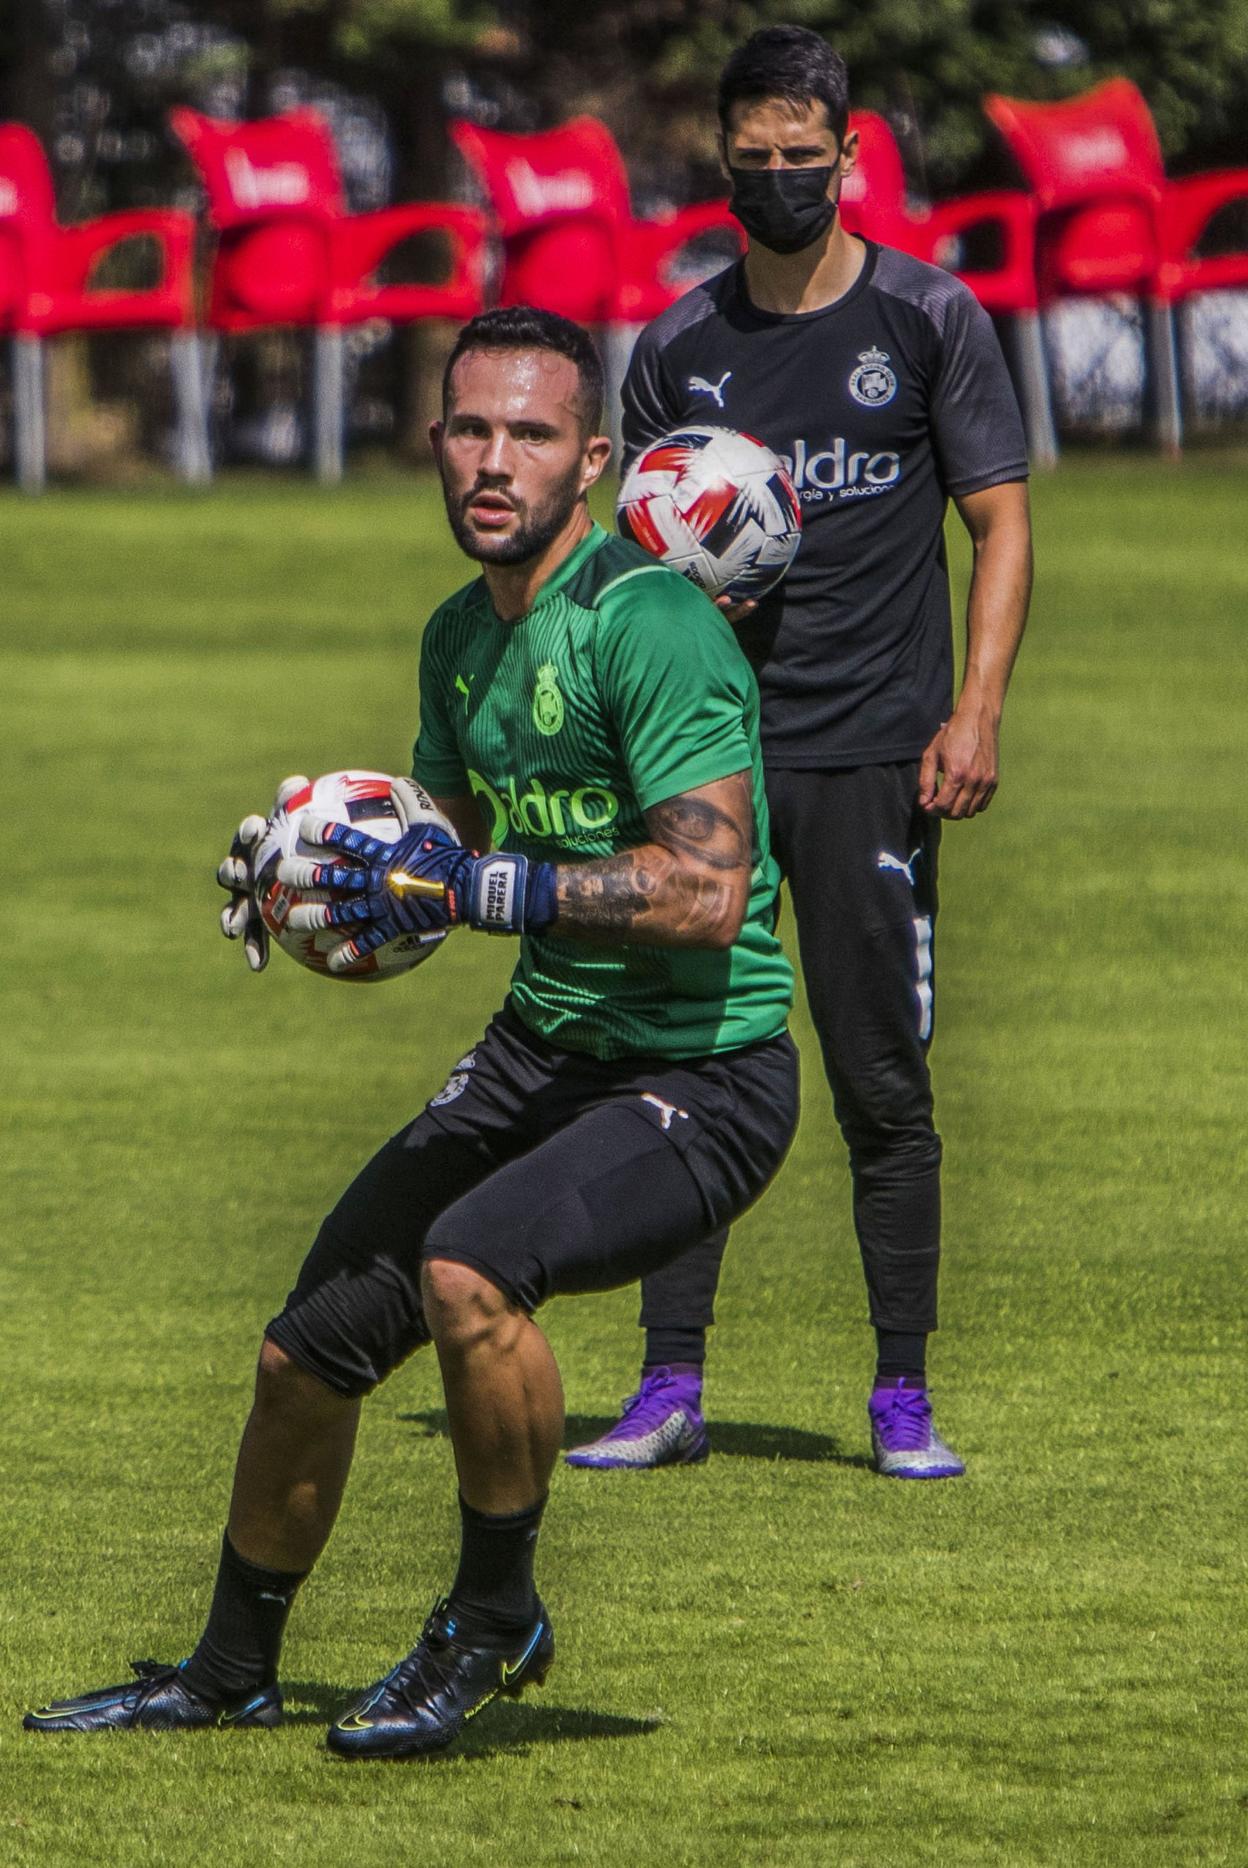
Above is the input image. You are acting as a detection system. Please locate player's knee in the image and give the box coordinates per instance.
[420,1257,513,1353]
[254,1334,345,1420]
[846,1122,942,1175]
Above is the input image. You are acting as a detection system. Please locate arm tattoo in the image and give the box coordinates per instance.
[555,853,665,933]
[649,782,753,872]
[554,771,754,947]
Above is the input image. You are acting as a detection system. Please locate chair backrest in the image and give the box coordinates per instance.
[170,106,344,228]
[449,117,631,238]
[0,122,57,232]
[984,79,1165,213]
[0,123,57,324]
[838,110,911,237]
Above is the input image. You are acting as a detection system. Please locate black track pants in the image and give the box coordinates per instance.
[639,761,942,1341]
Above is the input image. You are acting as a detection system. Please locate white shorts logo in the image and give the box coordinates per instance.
[849,346,898,407]
[641,1092,689,1132]
[430,1050,476,1107]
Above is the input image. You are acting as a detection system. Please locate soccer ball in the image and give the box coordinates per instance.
[616,425,801,601]
[252,771,454,983]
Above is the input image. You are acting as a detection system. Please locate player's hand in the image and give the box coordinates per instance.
[216,773,310,972]
[281,815,556,971]
[918,707,999,819]
[715,594,759,626]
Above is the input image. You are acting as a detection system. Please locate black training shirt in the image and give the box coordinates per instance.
[620,241,1029,768]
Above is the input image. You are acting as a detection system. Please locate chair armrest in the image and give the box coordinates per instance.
[616,204,745,320]
[52,210,194,293]
[1162,170,1248,259]
[924,190,1038,310]
[631,201,743,265]
[329,203,488,295]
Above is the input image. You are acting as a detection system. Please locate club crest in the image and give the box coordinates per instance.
[848,346,898,408]
[532,662,565,736]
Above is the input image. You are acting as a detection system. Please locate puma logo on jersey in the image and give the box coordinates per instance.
[641,1092,689,1131]
[878,848,921,885]
[689,371,732,408]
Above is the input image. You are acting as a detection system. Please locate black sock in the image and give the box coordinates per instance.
[641,1361,703,1383]
[874,1330,928,1386]
[643,1327,707,1368]
[447,1494,546,1637]
[179,1532,307,1701]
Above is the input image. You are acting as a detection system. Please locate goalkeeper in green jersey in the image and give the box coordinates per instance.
[25,307,797,1760]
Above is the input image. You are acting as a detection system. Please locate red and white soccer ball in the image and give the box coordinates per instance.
[616,425,802,602]
[253,771,454,983]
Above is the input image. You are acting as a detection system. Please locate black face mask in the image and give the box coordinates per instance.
[729,165,838,254]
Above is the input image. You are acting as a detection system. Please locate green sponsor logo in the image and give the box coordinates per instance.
[532,662,565,737]
[468,769,619,843]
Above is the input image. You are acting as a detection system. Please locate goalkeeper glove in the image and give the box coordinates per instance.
[281,813,557,974]
[216,773,310,972]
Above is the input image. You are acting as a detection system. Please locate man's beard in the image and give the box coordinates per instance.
[443,459,585,566]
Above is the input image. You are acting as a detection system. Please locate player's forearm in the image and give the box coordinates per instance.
[552,844,747,949]
[960,539,1031,714]
[360,771,755,947]
[552,772,754,949]
[956,492,1033,720]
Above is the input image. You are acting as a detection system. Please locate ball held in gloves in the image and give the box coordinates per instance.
[252,771,456,982]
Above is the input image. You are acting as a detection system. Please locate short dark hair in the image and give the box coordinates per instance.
[717,26,850,148]
[442,306,605,434]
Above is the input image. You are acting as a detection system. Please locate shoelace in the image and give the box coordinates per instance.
[606,1370,687,1438]
[874,1386,933,1450]
[386,1613,468,1715]
[128,1659,184,1704]
[53,1659,199,1722]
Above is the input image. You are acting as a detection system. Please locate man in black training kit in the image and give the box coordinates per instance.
[24,308,797,1756]
[567,26,1032,1478]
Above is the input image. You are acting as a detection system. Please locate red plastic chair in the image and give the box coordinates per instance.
[839,112,1049,458]
[837,110,922,253]
[0,121,202,489]
[449,116,744,439]
[450,116,743,326]
[170,105,488,479]
[984,78,1248,451]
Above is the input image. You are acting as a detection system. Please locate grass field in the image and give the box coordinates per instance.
[2,455,1246,1866]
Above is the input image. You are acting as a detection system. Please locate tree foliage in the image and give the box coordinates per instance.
[480,0,1248,193]
[5,0,1246,210]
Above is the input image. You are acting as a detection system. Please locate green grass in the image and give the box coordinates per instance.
[2,457,1246,1866]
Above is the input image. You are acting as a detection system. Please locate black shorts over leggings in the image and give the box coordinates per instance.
[266,1002,798,1397]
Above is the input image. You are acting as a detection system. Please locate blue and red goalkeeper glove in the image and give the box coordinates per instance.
[280,813,558,975]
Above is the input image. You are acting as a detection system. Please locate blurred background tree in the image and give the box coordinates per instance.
[5,0,1247,215]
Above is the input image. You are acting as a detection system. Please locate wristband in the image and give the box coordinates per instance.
[465,853,558,934]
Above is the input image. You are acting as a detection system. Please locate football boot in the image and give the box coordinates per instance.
[326,1596,553,1760]
[564,1366,709,1470]
[868,1378,966,1479]
[24,1659,282,1732]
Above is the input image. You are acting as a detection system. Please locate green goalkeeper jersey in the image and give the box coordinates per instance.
[412,523,793,1061]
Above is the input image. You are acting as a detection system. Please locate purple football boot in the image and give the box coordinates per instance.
[565,1367,709,1470]
[868,1377,965,1479]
